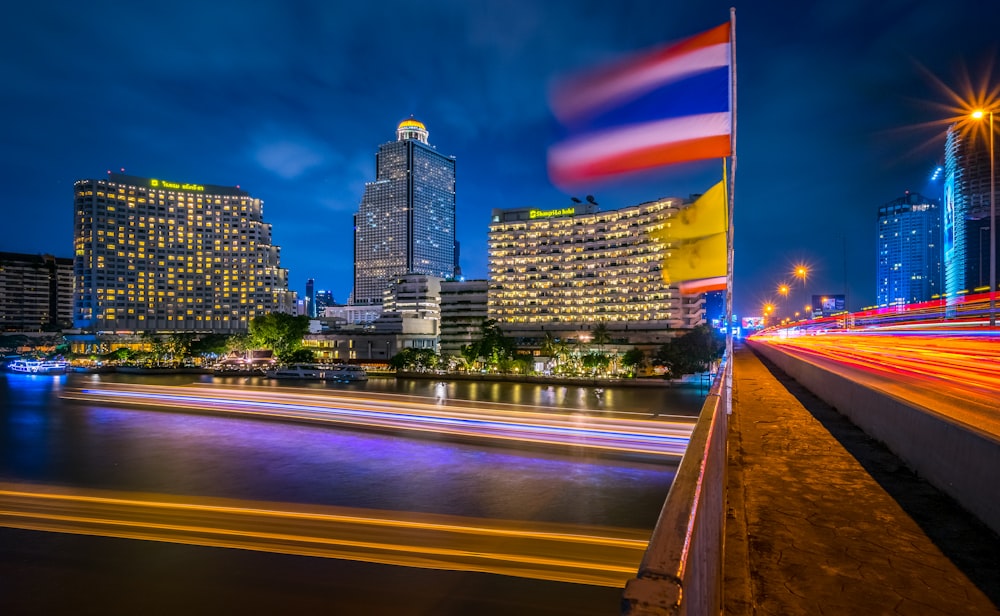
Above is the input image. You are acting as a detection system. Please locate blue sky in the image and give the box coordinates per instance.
[2,0,997,316]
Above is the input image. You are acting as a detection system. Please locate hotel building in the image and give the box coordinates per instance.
[72,173,289,333]
[876,192,941,307]
[487,199,704,343]
[0,252,74,331]
[353,118,457,305]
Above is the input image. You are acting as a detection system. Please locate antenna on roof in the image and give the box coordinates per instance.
[586,195,598,205]
[570,197,582,203]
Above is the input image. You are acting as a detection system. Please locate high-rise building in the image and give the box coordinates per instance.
[0,252,74,331]
[73,173,289,333]
[876,192,941,307]
[488,199,700,327]
[315,290,335,313]
[944,124,998,298]
[305,278,316,317]
[353,118,457,305]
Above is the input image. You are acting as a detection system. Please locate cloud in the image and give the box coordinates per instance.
[251,131,336,179]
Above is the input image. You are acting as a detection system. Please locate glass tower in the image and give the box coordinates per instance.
[353,118,457,305]
[944,123,998,299]
[876,192,941,307]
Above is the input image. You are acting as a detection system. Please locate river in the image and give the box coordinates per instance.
[0,371,705,615]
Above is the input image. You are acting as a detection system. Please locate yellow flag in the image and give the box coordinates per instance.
[663,232,727,284]
[652,180,727,242]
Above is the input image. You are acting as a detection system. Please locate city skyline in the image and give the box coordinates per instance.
[2,1,998,316]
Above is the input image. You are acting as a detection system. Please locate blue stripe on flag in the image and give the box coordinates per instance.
[565,66,729,133]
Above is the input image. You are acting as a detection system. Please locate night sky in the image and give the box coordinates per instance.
[2,1,997,317]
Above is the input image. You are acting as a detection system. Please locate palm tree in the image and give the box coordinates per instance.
[592,321,611,352]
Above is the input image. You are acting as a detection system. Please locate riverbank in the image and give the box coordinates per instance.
[393,370,714,389]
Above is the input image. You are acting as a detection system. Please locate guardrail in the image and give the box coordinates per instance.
[621,356,730,615]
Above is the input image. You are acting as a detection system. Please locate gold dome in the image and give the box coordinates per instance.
[397,118,426,131]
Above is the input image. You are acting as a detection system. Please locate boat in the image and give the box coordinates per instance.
[326,364,368,382]
[6,359,69,375]
[265,363,368,382]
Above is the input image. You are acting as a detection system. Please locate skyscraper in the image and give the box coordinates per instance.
[353,118,457,305]
[876,192,941,307]
[305,278,316,317]
[73,173,289,333]
[944,123,998,298]
[0,252,73,331]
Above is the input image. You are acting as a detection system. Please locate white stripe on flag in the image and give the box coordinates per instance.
[556,43,730,122]
[550,112,731,168]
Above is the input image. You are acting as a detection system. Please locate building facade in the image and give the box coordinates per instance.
[0,252,74,331]
[439,279,489,357]
[305,278,316,317]
[944,123,998,298]
[487,199,700,329]
[876,192,941,307]
[73,173,289,333]
[353,118,457,305]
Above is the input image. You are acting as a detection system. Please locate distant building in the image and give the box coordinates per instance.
[380,273,443,338]
[72,173,289,333]
[876,192,941,307]
[305,278,316,317]
[944,124,998,298]
[439,279,488,357]
[315,290,335,313]
[0,252,73,331]
[353,118,457,305]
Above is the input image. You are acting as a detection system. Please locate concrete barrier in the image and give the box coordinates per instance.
[749,340,1000,536]
[621,359,729,615]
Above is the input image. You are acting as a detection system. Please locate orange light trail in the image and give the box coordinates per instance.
[0,483,648,587]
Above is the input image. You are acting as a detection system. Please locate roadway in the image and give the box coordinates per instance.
[750,330,1000,438]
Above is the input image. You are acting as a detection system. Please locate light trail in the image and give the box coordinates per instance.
[61,384,694,459]
[751,330,1000,437]
[0,483,648,587]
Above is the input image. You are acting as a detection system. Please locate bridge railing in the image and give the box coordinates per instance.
[621,355,730,616]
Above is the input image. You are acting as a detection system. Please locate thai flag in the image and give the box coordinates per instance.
[548,22,732,187]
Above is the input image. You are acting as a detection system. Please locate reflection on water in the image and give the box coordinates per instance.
[0,372,698,529]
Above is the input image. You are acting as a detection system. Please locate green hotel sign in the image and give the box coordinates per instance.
[529,207,575,219]
[150,178,205,192]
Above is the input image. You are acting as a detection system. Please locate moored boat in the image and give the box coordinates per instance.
[265,363,368,382]
[6,359,69,375]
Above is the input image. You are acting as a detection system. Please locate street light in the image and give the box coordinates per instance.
[972,109,996,327]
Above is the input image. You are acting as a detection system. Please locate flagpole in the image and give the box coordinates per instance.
[725,7,737,414]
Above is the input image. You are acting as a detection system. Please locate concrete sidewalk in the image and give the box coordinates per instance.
[725,345,1000,615]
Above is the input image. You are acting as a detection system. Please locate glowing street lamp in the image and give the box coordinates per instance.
[971,109,996,327]
[793,265,808,283]
[777,283,790,298]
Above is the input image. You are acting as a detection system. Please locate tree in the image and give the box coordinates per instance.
[582,350,611,375]
[475,319,516,371]
[591,321,611,352]
[285,348,316,364]
[191,334,230,358]
[249,313,311,360]
[621,348,645,377]
[653,325,724,380]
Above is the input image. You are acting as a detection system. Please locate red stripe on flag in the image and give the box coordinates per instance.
[560,23,730,99]
[679,277,727,295]
[549,134,731,185]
